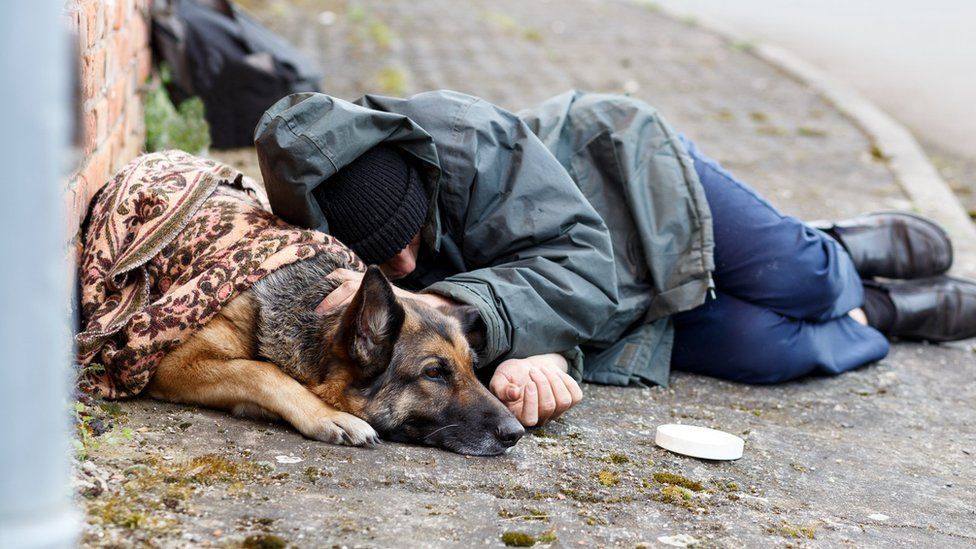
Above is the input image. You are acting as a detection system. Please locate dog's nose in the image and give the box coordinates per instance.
[495,418,525,448]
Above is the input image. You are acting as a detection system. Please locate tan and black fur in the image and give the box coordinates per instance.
[146,256,524,456]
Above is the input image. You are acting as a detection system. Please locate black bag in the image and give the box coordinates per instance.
[151,0,321,148]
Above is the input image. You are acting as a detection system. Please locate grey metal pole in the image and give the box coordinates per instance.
[0,0,79,547]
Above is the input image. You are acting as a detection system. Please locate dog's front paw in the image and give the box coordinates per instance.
[305,411,380,447]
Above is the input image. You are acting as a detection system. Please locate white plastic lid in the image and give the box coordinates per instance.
[655,424,744,460]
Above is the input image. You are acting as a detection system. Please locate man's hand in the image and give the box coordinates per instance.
[489,354,583,427]
[316,268,455,314]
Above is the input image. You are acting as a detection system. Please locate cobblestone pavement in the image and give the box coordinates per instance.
[75,1,975,547]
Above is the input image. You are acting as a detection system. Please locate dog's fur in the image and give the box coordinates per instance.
[145,256,524,455]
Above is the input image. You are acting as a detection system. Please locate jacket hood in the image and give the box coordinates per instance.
[254,92,444,251]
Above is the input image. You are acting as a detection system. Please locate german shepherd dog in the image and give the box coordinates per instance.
[145,257,525,456]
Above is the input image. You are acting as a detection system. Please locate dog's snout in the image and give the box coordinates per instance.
[495,417,525,448]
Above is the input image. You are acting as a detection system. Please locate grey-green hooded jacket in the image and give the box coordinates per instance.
[254,89,714,387]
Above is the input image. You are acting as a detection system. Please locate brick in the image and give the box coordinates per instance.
[119,134,144,172]
[106,77,128,134]
[108,128,127,174]
[69,191,90,233]
[130,112,146,149]
[65,0,155,233]
[106,28,130,86]
[93,96,109,148]
[76,147,113,221]
[103,0,117,35]
[65,151,109,227]
[63,179,83,239]
[113,127,141,175]
[109,134,125,172]
[131,132,146,158]
[113,25,130,70]
[85,0,104,49]
[102,43,117,89]
[80,56,96,102]
[131,11,150,49]
[134,29,149,57]
[71,179,92,229]
[83,106,98,155]
[114,0,126,31]
[134,0,147,19]
[125,20,144,65]
[124,89,141,136]
[73,6,89,54]
[95,46,107,92]
[130,125,146,154]
[81,46,105,102]
[63,4,80,33]
[136,48,153,84]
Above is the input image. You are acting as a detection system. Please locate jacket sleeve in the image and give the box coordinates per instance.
[415,96,619,377]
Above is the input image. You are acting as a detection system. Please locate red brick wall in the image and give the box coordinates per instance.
[64,0,153,234]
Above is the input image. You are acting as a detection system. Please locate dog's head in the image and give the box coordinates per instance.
[332,266,524,456]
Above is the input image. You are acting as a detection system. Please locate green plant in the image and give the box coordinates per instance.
[71,389,133,460]
[501,531,536,547]
[652,471,704,491]
[144,65,210,154]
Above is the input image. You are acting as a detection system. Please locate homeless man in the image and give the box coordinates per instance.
[253,90,976,427]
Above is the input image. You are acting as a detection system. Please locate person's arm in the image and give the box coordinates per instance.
[413,97,619,379]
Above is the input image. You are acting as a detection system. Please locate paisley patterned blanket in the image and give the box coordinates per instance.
[76,151,362,398]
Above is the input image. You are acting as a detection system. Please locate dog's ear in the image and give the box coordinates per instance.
[342,266,405,379]
[438,303,485,350]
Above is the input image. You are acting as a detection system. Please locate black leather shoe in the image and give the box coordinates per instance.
[811,211,953,279]
[865,276,976,342]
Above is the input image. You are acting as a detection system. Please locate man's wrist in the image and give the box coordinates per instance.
[526,353,570,373]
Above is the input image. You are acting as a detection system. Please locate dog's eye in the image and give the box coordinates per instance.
[422,365,446,382]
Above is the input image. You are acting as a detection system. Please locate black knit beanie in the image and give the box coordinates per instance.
[314,144,428,265]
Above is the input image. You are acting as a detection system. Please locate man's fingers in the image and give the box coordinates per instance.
[315,280,358,314]
[501,383,525,418]
[489,371,515,398]
[505,398,523,419]
[550,371,583,421]
[521,380,539,427]
[559,372,583,405]
[529,369,556,425]
[542,366,572,409]
[561,371,584,405]
[319,269,363,312]
[541,366,573,420]
[488,370,507,396]
[491,380,523,404]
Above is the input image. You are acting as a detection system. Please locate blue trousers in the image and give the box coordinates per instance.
[671,137,890,384]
